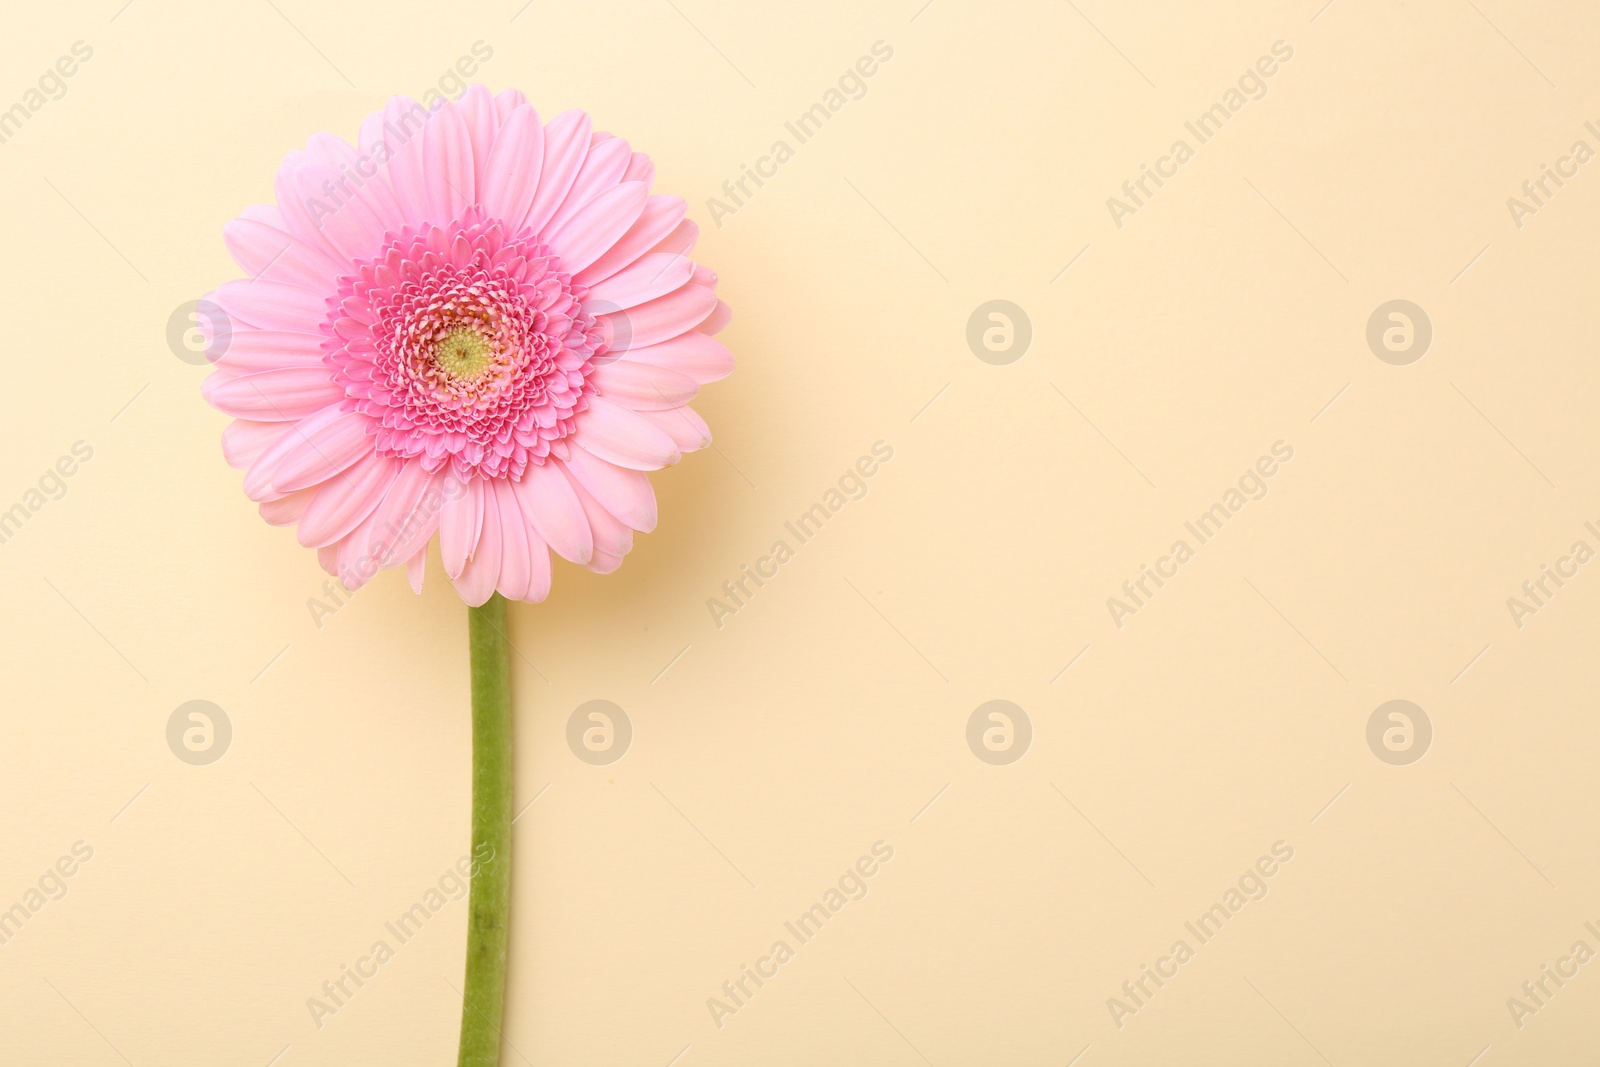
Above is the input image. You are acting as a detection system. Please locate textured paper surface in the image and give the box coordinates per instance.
[2,1,1597,1064]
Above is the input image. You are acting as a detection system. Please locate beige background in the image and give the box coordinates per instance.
[2,0,1598,1063]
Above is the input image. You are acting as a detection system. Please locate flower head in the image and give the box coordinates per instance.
[202,87,731,605]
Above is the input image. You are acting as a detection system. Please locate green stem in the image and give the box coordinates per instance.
[458,593,512,1067]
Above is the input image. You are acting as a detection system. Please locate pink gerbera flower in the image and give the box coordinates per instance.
[202,85,732,605]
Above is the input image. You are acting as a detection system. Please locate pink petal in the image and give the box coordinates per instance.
[563,468,635,558]
[492,478,552,601]
[362,461,444,567]
[647,217,699,259]
[466,475,485,547]
[212,279,329,332]
[458,84,500,180]
[213,330,326,374]
[700,299,732,335]
[607,283,718,349]
[453,487,502,607]
[203,367,343,420]
[493,479,531,598]
[352,112,411,230]
[576,196,687,284]
[273,150,343,262]
[622,332,735,384]
[545,135,632,235]
[238,203,287,229]
[589,360,698,410]
[523,109,591,235]
[511,460,593,565]
[224,216,341,289]
[309,130,405,224]
[634,404,712,453]
[523,526,553,601]
[424,102,475,225]
[545,180,648,275]
[298,453,400,548]
[221,419,290,469]
[260,488,314,526]
[382,96,433,223]
[575,395,680,469]
[623,152,654,185]
[585,549,628,575]
[293,142,392,262]
[440,476,482,579]
[495,88,530,122]
[244,405,345,501]
[562,445,657,532]
[406,549,427,593]
[335,508,386,590]
[585,252,696,310]
[270,410,373,494]
[480,105,543,232]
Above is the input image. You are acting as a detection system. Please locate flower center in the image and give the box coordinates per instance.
[433,326,494,380]
[321,209,606,482]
